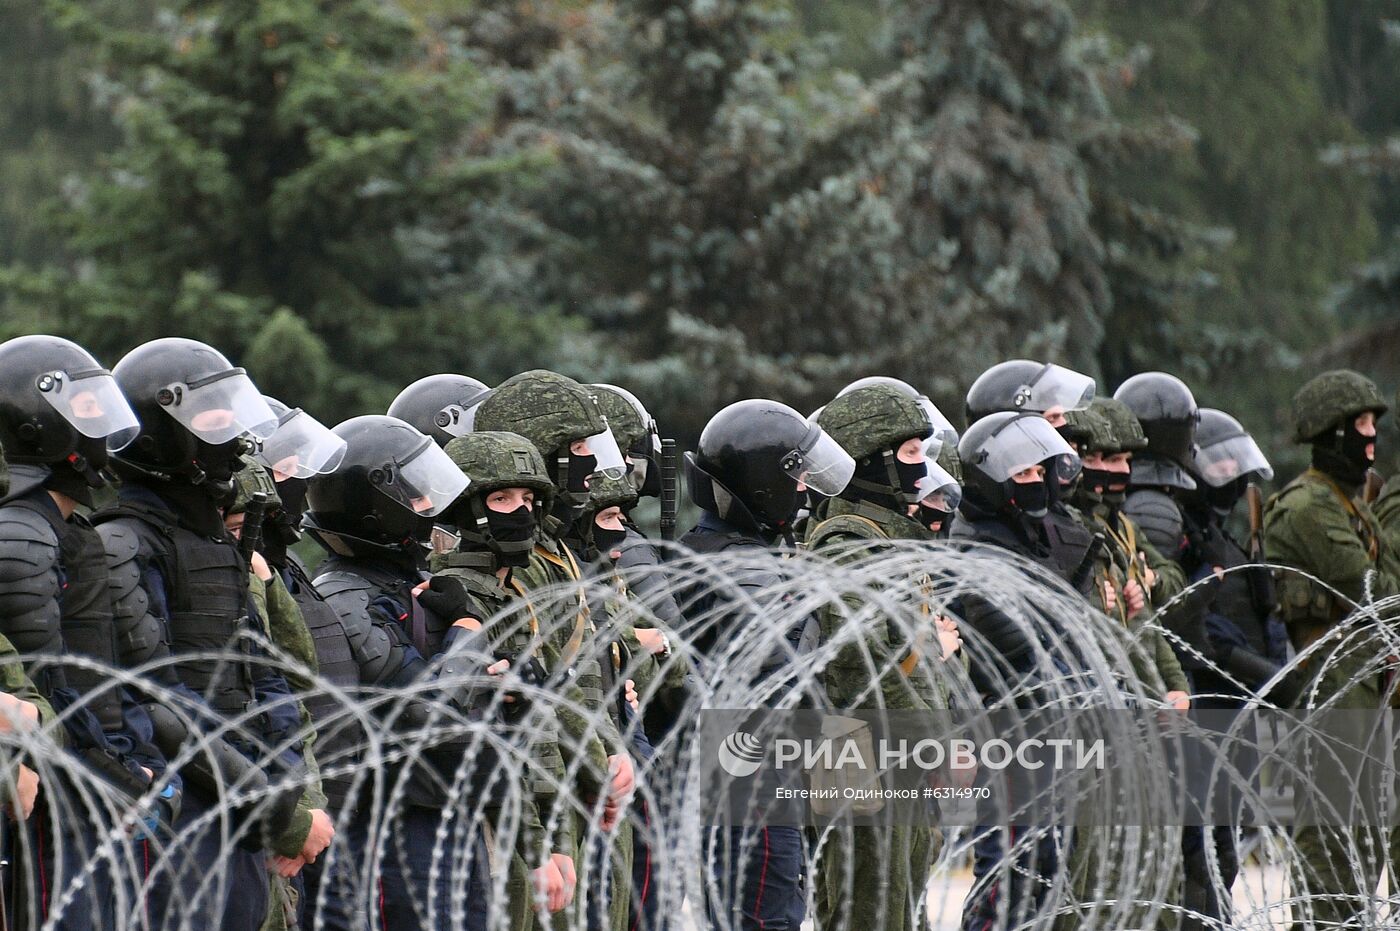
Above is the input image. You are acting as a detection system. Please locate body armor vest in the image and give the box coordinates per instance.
[0,496,69,694]
[284,556,361,809]
[56,517,125,731]
[93,500,255,718]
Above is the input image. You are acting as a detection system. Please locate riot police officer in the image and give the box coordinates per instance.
[0,334,172,930]
[681,399,854,931]
[92,338,305,931]
[387,374,490,448]
[301,414,503,931]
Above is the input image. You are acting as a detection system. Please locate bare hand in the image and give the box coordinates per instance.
[602,754,635,830]
[633,628,668,655]
[0,693,39,733]
[1122,579,1146,620]
[249,550,274,582]
[1164,690,1190,711]
[532,853,576,912]
[935,616,961,660]
[624,679,639,714]
[300,808,335,863]
[269,855,305,878]
[1138,553,1157,591]
[7,764,39,821]
[1102,580,1118,613]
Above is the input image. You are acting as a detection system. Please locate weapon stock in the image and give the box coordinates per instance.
[1246,482,1265,561]
[659,438,678,542]
[1363,468,1385,507]
[239,491,270,564]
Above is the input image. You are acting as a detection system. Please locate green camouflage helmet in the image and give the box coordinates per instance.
[1058,407,1106,449]
[817,385,932,461]
[937,442,963,485]
[1291,369,1388,443]
[472,370,608,458]
[586,473,638,514]
[227,454,281,515]
[1090,397,1148,453]
[590,385,647,452]
[444,431,555,503]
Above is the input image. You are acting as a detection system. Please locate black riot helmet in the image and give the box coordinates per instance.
[686,400,855,538]
[1114,372,1199,490]
[387,374,490,447]
[303,415,470,557]
[112,337,278,495]
[965,360,1096,426]
[0,336,140,499]
[959,412,1080,520]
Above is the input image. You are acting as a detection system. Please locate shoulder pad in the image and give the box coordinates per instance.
[95,520,143,567]
[0,504,60,585]
[313,569,377,600]
[1123,489,1184,554]
[0,502,61,549]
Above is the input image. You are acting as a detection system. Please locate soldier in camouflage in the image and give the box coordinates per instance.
[809,385,960,931]
[1262,370,1400,931]
[422,430,581,927]
[469,370,635,931]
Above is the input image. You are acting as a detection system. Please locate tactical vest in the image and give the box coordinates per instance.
[92,500,256,718]
[56,518,125,731]
[284,557,361,808]
[0,496,69,693]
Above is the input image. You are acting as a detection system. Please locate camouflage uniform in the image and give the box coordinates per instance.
[1056,401,1186,931]
[1263,371,1400,931]
[806,386,943,931]
[227,462,328,931]
[472,372,632,931]
[432,432,568,931]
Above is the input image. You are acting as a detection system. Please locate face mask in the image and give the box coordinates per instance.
[1313,420,1375,488]
[485,504,536,567]
[1081,467,1117,497]
[893,457,928,501]
[567,452,597,496]
[277,478,309,523]
[44,461,99,508]
[592,524,627,556]
[918,503,953,535]
[1009,479,1049,519]
[1205,477,1246,519]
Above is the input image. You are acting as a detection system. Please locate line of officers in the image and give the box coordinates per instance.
[0,333,1393,930]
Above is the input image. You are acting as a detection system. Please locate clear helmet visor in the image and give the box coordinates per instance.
[580,426,628,481]
[255,408,348,480]
[918,397,959,451]
[1020,364,1096,415]
[157,370,278,446]
[785,426,856,497]
[916,460,963,511]
[1193,434,1273,487]
[973,415,1081,483]
[36,369,141,451]
[370,438,469,518]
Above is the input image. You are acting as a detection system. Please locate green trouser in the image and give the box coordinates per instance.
[1056,826,1179,931]
[816,824,936,931]
[1288,658,1398,930]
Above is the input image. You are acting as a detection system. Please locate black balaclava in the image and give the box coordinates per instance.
[1312,417,1374,489]
[918,502,953,537]
[1008,479,1049,519]
[592,523,628,557]
[485,505,536,568]
[1205,476,1248,520]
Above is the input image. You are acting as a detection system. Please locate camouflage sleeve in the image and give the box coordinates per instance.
[1373,475,1400,557]
[1149,626,1189,695]
[0,633,59,737]
[1274,489,1400,604]
[262,572,320,691]
[1141,535,1186,606]
[817,535,930,712]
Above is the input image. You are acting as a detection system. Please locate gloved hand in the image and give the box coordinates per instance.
[415,576,488,626]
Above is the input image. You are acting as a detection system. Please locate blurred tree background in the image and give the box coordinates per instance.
[3,0,1399,472]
